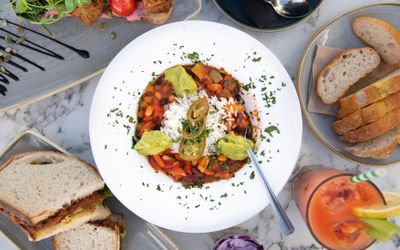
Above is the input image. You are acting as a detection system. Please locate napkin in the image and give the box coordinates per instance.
[308,45,398,116]
[237,0,279,28]
[218,0,279,28]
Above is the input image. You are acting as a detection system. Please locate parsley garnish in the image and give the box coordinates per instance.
[264,125,280,137]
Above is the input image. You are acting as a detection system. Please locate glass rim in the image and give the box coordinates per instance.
[304,173,385,250]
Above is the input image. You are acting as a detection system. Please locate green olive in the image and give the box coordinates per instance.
[188,98,209,124]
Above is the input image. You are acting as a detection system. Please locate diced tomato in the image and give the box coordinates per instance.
[140,122,153,135]
[153,155,165,168]
[164,149,173,155]
[203,169,215,176]
[153,99,164,114]
[164,161,180,169]
[170,167,186,180]
[142,116,153,121]
[148,157,161,171]
[184,162,192,174]
[161,155,174,162]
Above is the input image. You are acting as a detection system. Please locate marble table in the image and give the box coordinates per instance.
[1,0,400,249]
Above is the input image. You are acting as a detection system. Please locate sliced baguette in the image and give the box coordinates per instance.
[0,151,104,226]
[353,17,400,66]
[337,69,400,118]
[344,126,400,159]
[317,47,380,104]
[333,91,400,135]
[53,215,120,250]
[339,107,400,143]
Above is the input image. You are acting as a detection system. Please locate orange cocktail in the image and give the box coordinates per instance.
[293,166,385,250]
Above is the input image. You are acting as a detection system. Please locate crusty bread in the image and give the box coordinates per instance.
[353,17,400,66]
[339,107,400,143]
[337,69,400,118]
[30,204,111,241]
[317,47,380,104]
[71,0,104,26]
[0,151,104,226]
[333,91,400,135]
[53,218,120,250]
[344,126,400,159]
[143,0,173,24]
[142,0,172,14]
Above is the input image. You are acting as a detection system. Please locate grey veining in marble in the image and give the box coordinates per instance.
[1,0,400,249]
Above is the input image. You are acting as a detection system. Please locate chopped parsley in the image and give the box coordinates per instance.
[264,125,280,137]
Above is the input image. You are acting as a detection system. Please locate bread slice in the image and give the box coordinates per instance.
[344,126,400,159]
[143,0,173,24]
[317,47,380,104]
[339,107,400,143]
[353,17,400,66]
[337,69,400,118]
[0,151,104,226]
[71,0,104,26]
[143,0,172,13]
[333,91,400,135]
[53,216,122,250]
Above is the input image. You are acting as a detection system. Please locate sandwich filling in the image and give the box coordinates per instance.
[1,191,104,234]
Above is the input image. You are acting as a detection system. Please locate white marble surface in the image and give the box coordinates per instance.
[1,0,400,249]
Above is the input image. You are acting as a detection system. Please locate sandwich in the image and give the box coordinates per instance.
[8,0,173,26]
[53,214,125,250]
[0,151,111,241]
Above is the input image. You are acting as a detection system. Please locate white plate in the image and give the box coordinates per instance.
[90,21,302,233]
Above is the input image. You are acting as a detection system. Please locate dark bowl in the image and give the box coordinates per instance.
[213,0,323,32]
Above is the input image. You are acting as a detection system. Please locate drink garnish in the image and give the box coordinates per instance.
[360,218,400,242]
[350,169,386,183]
[353,192,400,218]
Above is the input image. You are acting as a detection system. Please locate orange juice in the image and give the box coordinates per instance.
[293,166,385,250]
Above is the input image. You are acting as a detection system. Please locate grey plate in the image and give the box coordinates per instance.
[296,2,400,166]
[0,130,179,250]
[0,0,198,112]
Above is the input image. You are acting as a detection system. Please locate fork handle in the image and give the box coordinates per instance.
[247,148,295,236]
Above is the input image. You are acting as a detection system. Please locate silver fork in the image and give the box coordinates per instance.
[247,147,295,236]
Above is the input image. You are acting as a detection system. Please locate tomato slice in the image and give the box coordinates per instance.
[109,0,136,17]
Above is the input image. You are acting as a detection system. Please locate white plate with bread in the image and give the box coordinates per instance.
[297,2,400,165]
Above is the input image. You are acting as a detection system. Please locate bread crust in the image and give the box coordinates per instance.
[353,16,400,66]
[344,127,400,159]
[339,107,400,143]
[316,47,380,104]
[0,151,103,226]
[52,215,121,250]
[333,91,400,135]
[143,0,173,24]
[337,74,400,118]
[143,0,173,13]
[71,0,103,26]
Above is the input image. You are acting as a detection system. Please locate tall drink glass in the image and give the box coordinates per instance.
[292,166,385,250]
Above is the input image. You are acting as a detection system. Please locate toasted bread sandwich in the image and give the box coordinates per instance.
[53,214,125,250]
[0,151,110,241]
